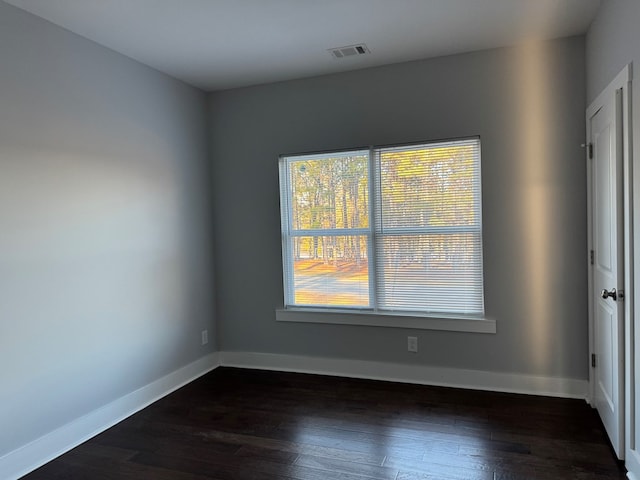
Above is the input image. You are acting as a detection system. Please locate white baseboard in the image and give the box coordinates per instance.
[0,352,220,480]
[3,350,590,480]
[219,351,589,399]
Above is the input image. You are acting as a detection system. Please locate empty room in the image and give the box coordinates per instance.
[1,0,640,479]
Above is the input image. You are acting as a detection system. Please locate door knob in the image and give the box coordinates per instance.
[601,288,617,301]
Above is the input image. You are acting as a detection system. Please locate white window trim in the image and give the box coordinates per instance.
[278,137,492,333]
[275,308,496,333]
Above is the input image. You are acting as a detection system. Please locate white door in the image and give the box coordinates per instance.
[629,300,640,478]
[629,314,640,480]
[590,88,624,459]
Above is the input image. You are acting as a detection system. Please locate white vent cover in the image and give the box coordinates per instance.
[329,43,370,59]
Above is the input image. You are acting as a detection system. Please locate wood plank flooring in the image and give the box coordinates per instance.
[22,367,626,479]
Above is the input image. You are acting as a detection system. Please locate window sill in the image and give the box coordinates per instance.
[275,308,496,334]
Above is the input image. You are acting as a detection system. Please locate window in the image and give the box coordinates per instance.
[278,137,485,321]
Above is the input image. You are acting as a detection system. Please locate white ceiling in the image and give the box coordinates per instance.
[4,0,601,92]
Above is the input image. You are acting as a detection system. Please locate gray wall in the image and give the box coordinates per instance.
[210,36,588,379]
[586,0,639,102]
[0,3,215,457]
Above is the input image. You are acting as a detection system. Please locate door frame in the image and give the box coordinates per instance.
[586,64,633,459]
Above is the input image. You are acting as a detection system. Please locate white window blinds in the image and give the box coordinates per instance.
[374,139,484,314]
[279,137,484,316]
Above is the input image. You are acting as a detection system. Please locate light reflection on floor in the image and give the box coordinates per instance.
[284,406,493,478]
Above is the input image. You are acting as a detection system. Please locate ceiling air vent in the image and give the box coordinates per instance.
[329,43,370,59]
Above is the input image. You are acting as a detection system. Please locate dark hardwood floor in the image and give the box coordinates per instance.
[22,367,626,479]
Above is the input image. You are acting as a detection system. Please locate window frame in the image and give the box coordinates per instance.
[277,137,495,333]
[279,149,372,308]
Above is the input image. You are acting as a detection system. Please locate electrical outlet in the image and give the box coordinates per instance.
[201,329,208,345]
[407,336,418,353]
